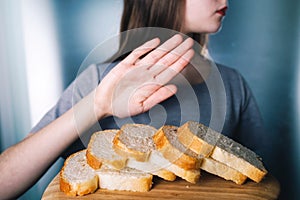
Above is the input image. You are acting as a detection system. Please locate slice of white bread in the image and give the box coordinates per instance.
[96,165,153,192]
[150,125,201,183]
[211,134,268,183]
[86,130,127,170]
[153,125,202,170]
[177,121,247,184]
[60,150,152,195]
[113,124,176,181]
[177,121,267,183]
[177,121,220,157]
[113,124,157,162]
[60,150,98,196]
[201,158,247,185]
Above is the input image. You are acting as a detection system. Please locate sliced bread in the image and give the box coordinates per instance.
[177,121,220,157]
[96,165,153,192]
[177,121,248,184]
[210,134,268,183]
[177,121,267,183]
[149,150,201,184]
[153,125,202,170]
[86,130,127,170]
[113,124,157,162]
[200,158,247,185]
[113,124,176,181]
[60,150,98,196]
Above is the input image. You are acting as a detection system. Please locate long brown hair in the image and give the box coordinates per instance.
[110,0,207,62]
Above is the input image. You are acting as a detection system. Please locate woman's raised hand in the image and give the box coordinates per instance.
[94,34,194,119]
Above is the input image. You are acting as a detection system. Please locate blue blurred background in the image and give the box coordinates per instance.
[0,0,299,199]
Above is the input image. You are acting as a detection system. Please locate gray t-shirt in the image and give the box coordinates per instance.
[31,62,267,158]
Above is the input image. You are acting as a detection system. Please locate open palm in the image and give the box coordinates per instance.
[95,34,194,118]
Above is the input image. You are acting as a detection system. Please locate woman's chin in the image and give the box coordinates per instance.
[182,22,223,34]
[205,22,223,34]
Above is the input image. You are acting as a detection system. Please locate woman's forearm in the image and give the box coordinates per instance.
[0,91,106,199]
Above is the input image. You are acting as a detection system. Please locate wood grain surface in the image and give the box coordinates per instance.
[42,172,280,200]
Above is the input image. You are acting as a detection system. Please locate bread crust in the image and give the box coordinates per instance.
[177,122,215,156]
[153,168,177,181]
[153,126,201,170]
[165,164,200,184]
[201,158,247,185]
[60,172,74,196]
[211,146,267,183]
[87,130,127,170]
[60,175,99,196]
[113,130,150,162]
[86,148,102,169]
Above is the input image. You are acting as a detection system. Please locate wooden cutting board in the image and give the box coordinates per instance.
[41,172,280,200]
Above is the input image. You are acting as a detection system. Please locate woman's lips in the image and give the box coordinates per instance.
[216,6,228,16]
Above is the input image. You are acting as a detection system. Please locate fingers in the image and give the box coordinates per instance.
[122,37,161,65]
[149,37,194,75]
[155,49,195,85]
[138,34,183,66]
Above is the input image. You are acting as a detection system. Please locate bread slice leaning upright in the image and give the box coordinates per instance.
[211,134,268,183]
[113,123,176,181]
[177,121,247,184]
[177,121,267,183]
[151,125,201,183]
[177,121,220,157]
[60,150,98,196]
[153,125,202,170]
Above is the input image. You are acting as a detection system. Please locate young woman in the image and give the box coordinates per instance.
[0,0,266,199]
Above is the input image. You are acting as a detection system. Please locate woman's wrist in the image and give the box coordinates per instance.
[91,89,112,120]
[71,91,105,135]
